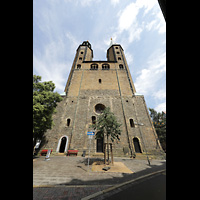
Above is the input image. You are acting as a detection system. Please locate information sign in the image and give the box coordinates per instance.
[87,132,95,135]
[87,131,95,171]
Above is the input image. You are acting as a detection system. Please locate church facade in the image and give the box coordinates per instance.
[43,41,163,157]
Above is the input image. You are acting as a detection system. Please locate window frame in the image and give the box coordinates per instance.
[102,64,110,70]
[90,64,98,70]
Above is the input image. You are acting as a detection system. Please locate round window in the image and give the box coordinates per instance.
[95,104,106,114]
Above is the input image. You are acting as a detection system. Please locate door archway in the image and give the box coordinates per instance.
[96,133,104,153]
[59,137,66,152]
[133,137,142,153]
[56,136,69,153]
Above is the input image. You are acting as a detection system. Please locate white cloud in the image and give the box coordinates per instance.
[146,20,157,31]
[115,0,161,45]
[134,51,166,97]
[153,89,166,101]
[79,0,101,7]
[62,0,101,6]
[156,11,166,34]
[135,0,157,15]
[115,2,143,45]
[125,52,134,65]
[155,102,166,113]
[145,9,166,34]
[117,0,158,33]
[33,55,69,93]
[135,68,154,95]
[110,0,119,6]
[128,26,143,43]
[134,49,166,112]
[118,2,139,32]
[65,32,80,55]
[33,39,70,93]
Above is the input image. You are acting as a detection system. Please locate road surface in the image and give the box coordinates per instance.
[105,172,166,200]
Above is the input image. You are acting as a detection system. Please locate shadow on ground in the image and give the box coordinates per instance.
[58,157,166,186]
[78,157,105,165]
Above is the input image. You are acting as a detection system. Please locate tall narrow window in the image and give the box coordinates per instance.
[77,64,81,69]
[92,116,96,124]
[130,119,134,127]
[119,64,124,69]
[99,79,102,83]
[67,118,71,127]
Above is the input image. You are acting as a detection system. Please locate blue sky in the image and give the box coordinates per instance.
[33,0,166,112]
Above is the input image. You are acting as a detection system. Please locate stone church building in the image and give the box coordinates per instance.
[43,41,163,157]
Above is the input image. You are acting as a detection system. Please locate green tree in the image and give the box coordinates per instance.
[90,107,122,165]
[33,75,62,150]
[149,108,166,151]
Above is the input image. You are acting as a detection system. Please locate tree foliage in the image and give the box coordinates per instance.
[90,107,122,164]
[90,107,122,142]
[149,108,166,151]
[33,75,62,147]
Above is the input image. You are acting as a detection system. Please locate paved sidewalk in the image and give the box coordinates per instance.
[33,186,110,200]
[33,156,166,199]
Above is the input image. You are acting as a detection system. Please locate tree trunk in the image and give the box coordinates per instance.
[107,135,109,165]
[104,143,106,165]
[110,143,114,165]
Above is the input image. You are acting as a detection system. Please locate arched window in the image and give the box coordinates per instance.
[118,57,121,60]
[67,118,71,127]
[90,64,98,70]
[77,64,81,69]
[102,64,110,70]
[119,64,124,69]
[92,116,96,124]
[99,79,102,83]
[130,119,134,127]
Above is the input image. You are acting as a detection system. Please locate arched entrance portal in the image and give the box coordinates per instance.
[56,136,68,153]
[59,137,66,153]
[133,137,142,153]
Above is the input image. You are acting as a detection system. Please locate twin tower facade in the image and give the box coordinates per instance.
[44,41,163,157]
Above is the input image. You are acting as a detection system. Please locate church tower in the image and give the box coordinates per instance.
[43,41,163,157]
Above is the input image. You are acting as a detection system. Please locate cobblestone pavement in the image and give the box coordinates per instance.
[33,156,166,199]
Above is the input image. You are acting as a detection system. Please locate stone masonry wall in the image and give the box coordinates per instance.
[43,42,163,157]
